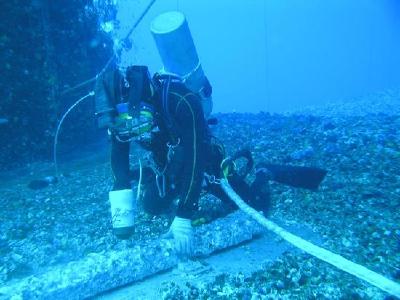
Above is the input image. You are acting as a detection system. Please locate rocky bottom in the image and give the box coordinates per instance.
[0,99,399,299]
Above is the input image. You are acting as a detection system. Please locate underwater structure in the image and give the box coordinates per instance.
[0,1,400,299]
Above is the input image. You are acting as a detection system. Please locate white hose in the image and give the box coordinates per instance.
[137,158,142,201]
[220,179,400,298]
[53,91,95,177]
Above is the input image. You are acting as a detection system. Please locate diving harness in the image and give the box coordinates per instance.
[134,74,182,200]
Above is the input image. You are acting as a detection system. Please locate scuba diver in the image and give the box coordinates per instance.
[95,65,327,257]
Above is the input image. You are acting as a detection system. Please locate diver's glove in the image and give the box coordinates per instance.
[164,217,193,257]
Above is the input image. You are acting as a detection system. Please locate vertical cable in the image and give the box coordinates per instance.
[137,159,142,201]
[54,91,95,178]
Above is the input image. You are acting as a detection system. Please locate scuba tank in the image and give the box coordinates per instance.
[150,11,213,118]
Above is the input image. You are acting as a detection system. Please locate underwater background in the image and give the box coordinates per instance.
[0,0,399,299]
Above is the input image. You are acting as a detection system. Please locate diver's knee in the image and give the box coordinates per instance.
[249,177,271,215]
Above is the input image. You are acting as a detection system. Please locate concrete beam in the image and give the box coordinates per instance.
[0,212,263,300]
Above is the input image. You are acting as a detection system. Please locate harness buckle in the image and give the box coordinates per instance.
[167,138,180,161]
[167,138,180,149]
[156,174,166,198]
[204,173,221,185]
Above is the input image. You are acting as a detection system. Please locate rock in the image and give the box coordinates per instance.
[371,232,380,239]
[11,253,23,264]
[341,237,352,248]
[361,190,384,199]
[275,280,285,290]
[325,132,339,143]
[289,146,315,160]
[324,143,341,155]
[0,238,10,254]
[322,121,336,130]
[393,268,400,280]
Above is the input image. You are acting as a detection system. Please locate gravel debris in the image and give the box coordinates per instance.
[0,95,399,299]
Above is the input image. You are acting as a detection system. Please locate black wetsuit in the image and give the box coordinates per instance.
[111,78,271,219]
[105,66,327,223]
[111,79,209,219]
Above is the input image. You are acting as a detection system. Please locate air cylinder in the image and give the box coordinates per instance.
[150,11,212,117]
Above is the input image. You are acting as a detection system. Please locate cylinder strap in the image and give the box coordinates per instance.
[220,179,400,298]
[181,61,202,82]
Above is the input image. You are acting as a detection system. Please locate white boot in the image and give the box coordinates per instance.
[109,189,135,239]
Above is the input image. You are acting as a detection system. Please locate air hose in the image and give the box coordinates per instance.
[219,179,400,298]
[53,91,95,177]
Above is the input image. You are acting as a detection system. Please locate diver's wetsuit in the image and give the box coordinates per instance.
[111,79,208,219]
[111,77,271,219]
[107,67,326,231]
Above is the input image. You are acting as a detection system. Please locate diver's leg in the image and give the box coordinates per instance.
[141,175,176,216]
[109,136,134,238]
[111,136,131,190]
[248,168,271,215]
[206,174,254,214]
[256,162,327,190]
[207,182,238,213]
[207,172,271,216]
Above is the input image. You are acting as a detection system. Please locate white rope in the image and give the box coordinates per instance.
[220,179,400,298]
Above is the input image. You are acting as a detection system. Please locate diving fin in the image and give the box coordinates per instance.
[256,163,327,190]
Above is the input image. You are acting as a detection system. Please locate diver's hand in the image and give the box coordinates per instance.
[164,217,193,257]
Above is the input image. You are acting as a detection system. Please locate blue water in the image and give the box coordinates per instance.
[100,0,400,113]
[0,1,399,299]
